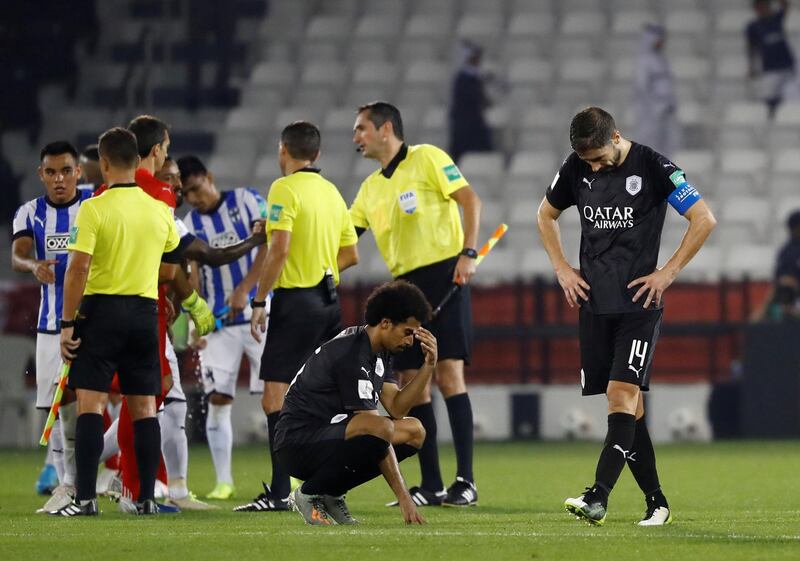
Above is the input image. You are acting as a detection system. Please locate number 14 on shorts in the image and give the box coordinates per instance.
[627,339,648,378]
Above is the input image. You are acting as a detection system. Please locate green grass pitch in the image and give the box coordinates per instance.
[1,441,798,560]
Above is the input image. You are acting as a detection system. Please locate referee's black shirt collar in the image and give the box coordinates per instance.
[45,191,82,209]
[381,144,408,179]
[292,167,321,175]
[108,182,139,189]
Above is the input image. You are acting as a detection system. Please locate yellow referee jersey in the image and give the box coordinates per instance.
[266,169,357,289]
[350,143,469,277]
[68,184,180,299]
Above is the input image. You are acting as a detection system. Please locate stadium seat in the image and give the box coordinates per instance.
[679,245,723,282]
[520,248,557,278]
[250,61,296,87]
[455,14,505,41]
[507,13,556,37]
[305,15,352,40]
[714,9,752,33]
[722,243,774,280]
[508,151,557,179]
[352,61,399,88]
[560,12,606,36]
[458,152,505,193]
[404,14,449,40]
[611,11,656,35]
[719,196,771,241]
[665,10,709,35]
[225,106,275,134]
[354,14,401,40]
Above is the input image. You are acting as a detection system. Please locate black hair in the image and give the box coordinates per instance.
[127,114,169,158]
[281,121,321,161]
[569,107,617,152]
[358,101,404,141]
[364,280,432,326]
[176,155,208,182]
[98,127,139,169]
[81,144,99,161]
[40,141,79,162]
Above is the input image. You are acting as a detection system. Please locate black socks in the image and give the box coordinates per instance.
[445,393,474,482]
[593,412,636,505]
[133,417,161,502]
[409,402,444,492]
[75,413,104,501]
[267,412,290,499]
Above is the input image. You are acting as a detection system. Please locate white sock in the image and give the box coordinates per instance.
[100,418,120,463]
[106,400,122,422]
[49,419,65,483]
[206,402,233,485]
[59,402,77,487]
[160,401,189,499]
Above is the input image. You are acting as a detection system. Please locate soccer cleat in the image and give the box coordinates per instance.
[638,494,672,526]
[136,499,160,515]
[36,464,59,495]
[37,484,75,514]
[105,474,123,499]
[167,492,218,511]
[443,477,479,507]
[95,467,118,496]
[385,486,446,507]
[564,487,607,526]
[49,498,99,517]
[118,496,181,514]
[323,495,359,525]
[233,482,290,512]
[289,487,336,526]
[205,482,235,500]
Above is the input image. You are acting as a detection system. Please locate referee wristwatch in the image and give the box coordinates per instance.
[460,247,478,259]
[60,319,76,329]
[250,298,267,308]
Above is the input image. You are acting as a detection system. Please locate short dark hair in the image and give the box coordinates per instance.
[364,280,432,326]
[280,121,321,161]
[569,107,617,152]
[40,141,78,162]
[176,155,208,182]
[98,127,139,169]
[81,144,99,161]
[127,115,169,158]
[358,101,404,141]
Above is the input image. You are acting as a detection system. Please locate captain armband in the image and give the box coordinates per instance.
[667,181,702,215]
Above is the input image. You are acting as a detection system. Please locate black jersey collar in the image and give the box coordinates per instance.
[108,182,139,189]
[45,191,82,209]
[200,191,226,215]
[293,167,321,174]
[381,144,408,179]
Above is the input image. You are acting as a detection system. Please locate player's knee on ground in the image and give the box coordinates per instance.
[347,415,394,443]
[209,392,233,406]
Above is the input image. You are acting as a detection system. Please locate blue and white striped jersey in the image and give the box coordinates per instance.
[12,189,94,333]
[183,188,267,325]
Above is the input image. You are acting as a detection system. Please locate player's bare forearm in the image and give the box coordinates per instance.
[158,262,177,282]
[662,200,717,277]
[62,252,91,321]
[187,232,266,267]
[536,198,570,271]
[170,266,194,301]
[388,363,434,418]
[380,446,425,524]
[236,245,268,295]
[337,244,359,272]
[11,237,35,273]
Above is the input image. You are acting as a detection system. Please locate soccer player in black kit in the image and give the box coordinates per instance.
[537,107,717,526]
[275,280,436,526]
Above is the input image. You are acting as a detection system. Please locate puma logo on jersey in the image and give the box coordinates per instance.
[582,177,596,190]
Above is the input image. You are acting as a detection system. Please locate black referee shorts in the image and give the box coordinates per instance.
[392,256,473,371]
[68,295,161,396]
[578,308,663,396]
[259,281,342,384]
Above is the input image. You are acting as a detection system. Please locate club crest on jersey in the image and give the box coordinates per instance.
[398,190,417,214]
[375,358,385,378]
[228,205,242,224]
[625,175,642,196]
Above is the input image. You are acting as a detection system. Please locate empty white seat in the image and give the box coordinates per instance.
[225,107,274,133]
[353,61,398,87]
[722,244,774,280]
[715,56,748,80]
[558,59,605,85]
[306,16,352,40]
[354,15,401,39]
[723,102,770,126]
[322,107,358,133]
[508,151,557,178]
[665,10,709,34]
[455,14,505,39]
[472,248,518,285]
[672,57,711,82]
[720,196,771,238]
[507,59,554,85]
[508,13,556,36]
[300,62,348,89]
[774,149,800,173]
[520,248,557,278]
[458,152,505,190]
[679,245,722,282]
[611,11,656,35]
[404,14,449,39]
[715,9,752,33]
[404,60,448,85]
[560,12,605,35]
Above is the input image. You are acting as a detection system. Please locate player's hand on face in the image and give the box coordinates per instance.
[555,266,590,308]
[33,259,58,284]
[453,255,477,284]
[415,327,437,366]
[60,326,81,361]
[228,286,249,319]
[250,306,268,342]
[628,267,677,308]
[399,496,426,525]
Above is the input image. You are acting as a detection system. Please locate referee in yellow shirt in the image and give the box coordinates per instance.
[236,121,359,511]
[351,101,482,507]
[53,127,181,516]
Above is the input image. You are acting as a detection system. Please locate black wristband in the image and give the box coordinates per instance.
[460,247,478,259]
[251,299,267,308]
[60,319,75,329]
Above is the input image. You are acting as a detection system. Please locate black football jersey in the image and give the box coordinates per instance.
[275,326,396,447]
[545,143,701,314]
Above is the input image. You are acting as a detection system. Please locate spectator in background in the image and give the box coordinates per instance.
[448,40,493,164]
[633,24,681,158]
[752,210,800,321]
[747,0,796,118]
[186,0,236,110]
[78,144,102,191]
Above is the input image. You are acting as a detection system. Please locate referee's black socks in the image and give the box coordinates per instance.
[593,412,636,505]
[75,413,104,501]
[408,402,444,492]
[267,412,290,499]
[445,393,474,482]
[627,416,666,505]
[133,417,161,502]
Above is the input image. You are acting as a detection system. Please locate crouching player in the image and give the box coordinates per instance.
[275,281,434,525]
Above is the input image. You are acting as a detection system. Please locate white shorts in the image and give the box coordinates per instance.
[759,69,798,101]
[36,333,64,409]
[164,337,186,402]
[200,323,266,398]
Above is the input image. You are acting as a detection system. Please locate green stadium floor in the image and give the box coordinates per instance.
[1,441,799,561]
